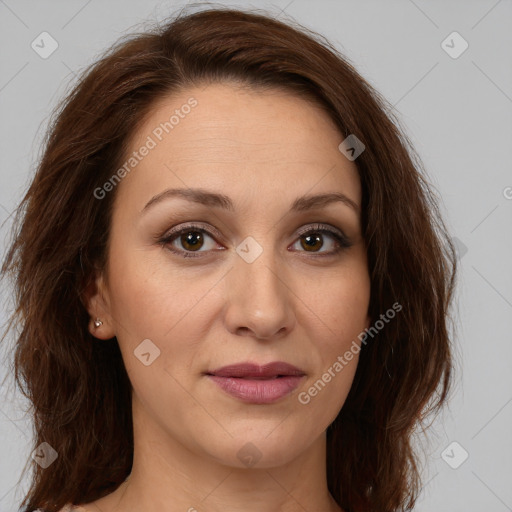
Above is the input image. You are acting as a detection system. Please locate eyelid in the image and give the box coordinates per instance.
[295,223,345,240]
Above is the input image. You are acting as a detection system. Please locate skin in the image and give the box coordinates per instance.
[81,82,371,512]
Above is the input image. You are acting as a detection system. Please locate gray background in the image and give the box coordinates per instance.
[0,0,511,510]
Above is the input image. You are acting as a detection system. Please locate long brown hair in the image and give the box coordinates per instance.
[1,5,457,511]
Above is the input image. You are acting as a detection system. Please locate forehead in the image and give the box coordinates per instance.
[116,81,361,212]
[140,82,343,154]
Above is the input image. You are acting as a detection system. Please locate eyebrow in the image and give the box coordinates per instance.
[142,187,360,214]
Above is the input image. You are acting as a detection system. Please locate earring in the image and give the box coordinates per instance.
[94,318,103,328]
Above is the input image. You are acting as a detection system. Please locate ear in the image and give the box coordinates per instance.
[82,270,117,340]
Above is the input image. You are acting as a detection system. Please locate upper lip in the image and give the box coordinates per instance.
[207,362,305,378]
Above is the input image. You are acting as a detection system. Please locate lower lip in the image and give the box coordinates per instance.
[207,375,304,404]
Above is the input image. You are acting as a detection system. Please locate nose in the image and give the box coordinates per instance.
[223,243,296,340]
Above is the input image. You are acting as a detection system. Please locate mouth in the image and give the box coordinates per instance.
[205,362,306,404]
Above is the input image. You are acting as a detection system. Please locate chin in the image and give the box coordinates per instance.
[202,425,316,470]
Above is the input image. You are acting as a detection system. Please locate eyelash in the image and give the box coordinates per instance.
[158,222,353,259]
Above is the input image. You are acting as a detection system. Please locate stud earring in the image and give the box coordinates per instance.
[94,318,103,328]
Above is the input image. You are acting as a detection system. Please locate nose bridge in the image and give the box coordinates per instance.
[236,235,286,306]
[224,235,294,338]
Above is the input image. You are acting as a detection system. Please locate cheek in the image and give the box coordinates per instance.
[105,244,224,397]
[298,299,364,430]
[297,265,369,419]
[106,240,213,340]
[307,262,370,344]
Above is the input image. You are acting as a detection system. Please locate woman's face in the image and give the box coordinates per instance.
[89,82,370,468]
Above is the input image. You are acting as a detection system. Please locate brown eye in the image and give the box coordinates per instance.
[300,233,323,252]
[180,231,205,251]
[291,225,352,256]
[159,224,220,258]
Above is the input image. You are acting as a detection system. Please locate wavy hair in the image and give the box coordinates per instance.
[1,5,457,512]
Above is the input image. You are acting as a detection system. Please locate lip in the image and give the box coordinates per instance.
[206,362,306,404]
